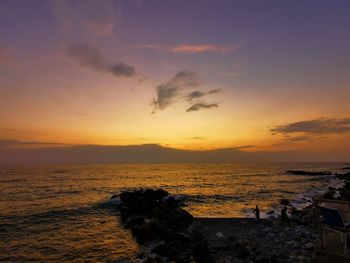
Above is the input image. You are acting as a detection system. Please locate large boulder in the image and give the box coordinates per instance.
[115,188,203,262]
[131,223,156,244]
[165,207,194,231]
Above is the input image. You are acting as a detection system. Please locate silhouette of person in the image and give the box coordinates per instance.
[253,205,260,221]
[281,206,289,225]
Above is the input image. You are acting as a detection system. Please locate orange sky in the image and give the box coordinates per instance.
[1,1,350,160]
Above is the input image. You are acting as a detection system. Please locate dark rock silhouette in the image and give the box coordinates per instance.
[280,198,290,205]
[286,170,332,176]
[114,188,213,262]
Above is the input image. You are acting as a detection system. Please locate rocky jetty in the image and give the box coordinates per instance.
[286,170,332,176]
[114,189,213,262]
[111,188,324,263]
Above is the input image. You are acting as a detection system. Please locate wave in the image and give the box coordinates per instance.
[181,194,243,204]
[0,204,117,232]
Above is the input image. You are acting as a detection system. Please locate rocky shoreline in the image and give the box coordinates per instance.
[111,168,350,263]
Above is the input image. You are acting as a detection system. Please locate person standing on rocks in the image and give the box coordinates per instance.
[254,205,260,221]
[281,206,289,225]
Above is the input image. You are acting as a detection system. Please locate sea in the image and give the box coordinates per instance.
[0,162,346,262]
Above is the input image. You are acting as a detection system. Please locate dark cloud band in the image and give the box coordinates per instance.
[66,44,136,78]
[186,103,219,112]
[271,117,350,135]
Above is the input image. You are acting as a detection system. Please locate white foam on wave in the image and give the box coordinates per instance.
[102,197,122,206]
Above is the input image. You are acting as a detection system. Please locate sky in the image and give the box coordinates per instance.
[0,0,350,162]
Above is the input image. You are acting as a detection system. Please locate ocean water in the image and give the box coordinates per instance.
[0,163,345,262]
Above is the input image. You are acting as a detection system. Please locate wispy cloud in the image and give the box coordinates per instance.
[186,89,221,101]
[134,44,239,54]
[152,71,198,112]
[186,103,219,112]
[51,0,119,36]
[0,139,68,149]
[190,137,204,140]
[152,71,220,113]
[65,44,137,78]
[172,44,239,53]
[270,117,350,136]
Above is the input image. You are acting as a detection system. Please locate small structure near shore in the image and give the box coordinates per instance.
[312,171,350,260]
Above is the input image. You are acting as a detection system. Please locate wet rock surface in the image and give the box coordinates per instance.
[195,217,317,263]
[326,171,350,201]
[115,189,213,262]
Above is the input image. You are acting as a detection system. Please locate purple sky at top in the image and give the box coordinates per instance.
[1,0,349,90]
[0,0,350,158]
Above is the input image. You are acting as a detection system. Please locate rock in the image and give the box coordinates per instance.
[335,172,350,180]
[235,242,250,258]
[286,170,332,176]
[267,233,275,239]
[151,243,169,255]
[286,241,296,247]
[116,188,205,263]
[125,215,146,228]
[280,198,290,205]
[279,232,286,238]
[110,194,119,199]
[323,191,334,199]
[165,207,194,231]
[304,242,314,250]
[143,188,169,201]
[255,254,270,263]
[162,196,177,207]
[216,232,224,238]
[144,253,162,263]
[192,240,213,262]
[148,219,168,236]
[266,210,275,214]
[131,223,156,244]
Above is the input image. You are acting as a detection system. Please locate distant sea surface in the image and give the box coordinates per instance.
[0,163,345,262]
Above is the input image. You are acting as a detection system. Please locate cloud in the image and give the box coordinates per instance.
[152,71,198,111]
[186,90,205,101]
[152,71,221,113]
[0,139,68,150]
[270,117,350,136]
[235,145,255,149]
[133,44,239,54]
[207,88,221,94]
[191,137,204,140]
[186,88,221,101]
[186,103,219,112]
[65,44,136,78]
[172,44,239,53]
[51,0,119,36]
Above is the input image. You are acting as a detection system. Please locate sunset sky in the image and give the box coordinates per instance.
[1,0,350,161]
